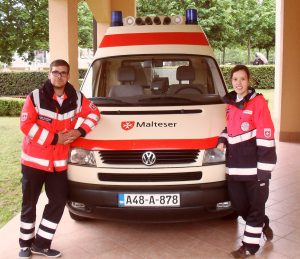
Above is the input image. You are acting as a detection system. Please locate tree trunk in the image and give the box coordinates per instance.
[266,49,269,60]
[247,37,251,65]
[222,47,226,64]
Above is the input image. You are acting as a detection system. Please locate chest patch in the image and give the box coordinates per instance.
[243,109,253,115]
[241,121,250,132]
[38,115,52,123]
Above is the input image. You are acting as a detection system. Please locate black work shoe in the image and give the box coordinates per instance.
[263,224,274,241]
[31,244,61,258]
[19,247,31,258]
[231,245,253,258]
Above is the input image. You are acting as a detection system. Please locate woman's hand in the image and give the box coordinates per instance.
[217,143,225,152]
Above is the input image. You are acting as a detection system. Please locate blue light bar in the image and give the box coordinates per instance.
[185,9,198,24]
[111,11,123,26]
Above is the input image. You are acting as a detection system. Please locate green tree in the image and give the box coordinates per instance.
[16,0,49,61]
[233,0,267,64]
[0,0,48,64]
[78,1,93,49]
[251,0,275,60]
[0,0,93,65]
[137,0,237,64]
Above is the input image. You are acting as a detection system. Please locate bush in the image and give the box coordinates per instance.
[0,72,47,96]
[0,70,88,96]
[0,98,25,116]
[220,65,274,89]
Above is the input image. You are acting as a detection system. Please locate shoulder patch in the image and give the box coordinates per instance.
[21,112,28,122]
[89,102,97,110]
[264,128,272,138]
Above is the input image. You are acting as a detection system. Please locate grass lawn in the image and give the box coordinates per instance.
[0,117,23,228]
[0,89,275,228]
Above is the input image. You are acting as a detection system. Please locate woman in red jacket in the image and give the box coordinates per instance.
[18,59,100,258]
[217,65,276,258]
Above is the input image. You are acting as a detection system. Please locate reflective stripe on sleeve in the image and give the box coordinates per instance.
[21,152,49,167]
[41,219,57,230]
[21,221,35,230]
[37,229,54,240]
[37,128,49,145]
[257,162,275,171]
[257,139,275,147]
[226,167,257,176]
[228,129,256,144]
[28,124,39,139]
[83,119,95,128]
[87,113,100,121]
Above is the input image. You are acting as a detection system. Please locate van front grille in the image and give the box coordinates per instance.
[98,149,200,165]
[98,171,202,182]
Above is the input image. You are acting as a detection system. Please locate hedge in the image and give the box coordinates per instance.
[0,69,88,96]
[0,97,25,116]
[220,65,274,89]
[0,66,274,96]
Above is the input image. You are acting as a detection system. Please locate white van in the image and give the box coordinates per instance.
[67,9,233,222]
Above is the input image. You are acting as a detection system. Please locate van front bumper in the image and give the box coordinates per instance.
[67,181,233,223]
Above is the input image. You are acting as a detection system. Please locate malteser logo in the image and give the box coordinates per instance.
[121,120,177,131]
[121,121,135,131]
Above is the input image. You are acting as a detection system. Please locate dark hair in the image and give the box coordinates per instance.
[50,59,70,73]
[230,64,250,80]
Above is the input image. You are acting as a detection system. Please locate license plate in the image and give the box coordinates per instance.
[118,193,180,207]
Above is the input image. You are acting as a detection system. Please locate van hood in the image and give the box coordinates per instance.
[72,104,225,150]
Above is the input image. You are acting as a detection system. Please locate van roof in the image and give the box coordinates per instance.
[94,25,215,60]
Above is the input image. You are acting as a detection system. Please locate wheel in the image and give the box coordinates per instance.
[68,211,87,221]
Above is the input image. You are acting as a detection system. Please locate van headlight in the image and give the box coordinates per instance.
[202,148,225,165]
[69,148,96,167]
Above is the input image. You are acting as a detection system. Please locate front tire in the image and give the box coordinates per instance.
[68,211,87,221]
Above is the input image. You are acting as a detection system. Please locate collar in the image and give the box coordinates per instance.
[42,79,77,101]
[223,87,259,109]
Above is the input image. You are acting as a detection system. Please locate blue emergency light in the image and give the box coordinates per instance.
[111,11,123,26]
[185,9,198,24]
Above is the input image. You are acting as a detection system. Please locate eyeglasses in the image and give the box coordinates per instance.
[51,71,68,78]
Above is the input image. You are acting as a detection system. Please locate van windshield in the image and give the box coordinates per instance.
[81,54,227,106]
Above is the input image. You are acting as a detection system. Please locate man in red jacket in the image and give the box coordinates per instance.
[18,59,100,258]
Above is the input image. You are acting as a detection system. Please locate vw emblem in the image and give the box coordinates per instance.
[142,151,156,166]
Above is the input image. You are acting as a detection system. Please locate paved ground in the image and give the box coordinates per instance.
[1,141,300,259]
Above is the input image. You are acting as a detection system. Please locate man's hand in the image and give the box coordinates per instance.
[57,129,81,145]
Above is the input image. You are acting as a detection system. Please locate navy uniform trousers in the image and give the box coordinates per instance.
[228,179,269,254]
[19,165,68,249]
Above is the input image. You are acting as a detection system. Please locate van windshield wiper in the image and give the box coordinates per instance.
[89,97,134,105]
[138,96,196,103]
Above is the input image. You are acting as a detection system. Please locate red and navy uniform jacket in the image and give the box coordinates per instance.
[218,88,277,181]
[20,80,100,172]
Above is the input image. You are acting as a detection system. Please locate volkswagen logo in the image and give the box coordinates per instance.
[142,151,156,166]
